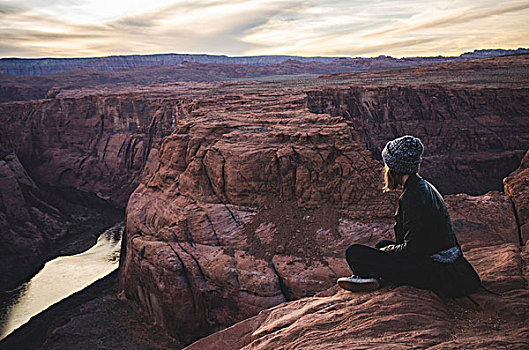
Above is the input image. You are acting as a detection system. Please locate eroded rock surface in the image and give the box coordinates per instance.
[118,59,528,346]
[187,246,529,350]
[118,87,396,344]
[306,55,529,195]
[185,192,529,349]
[504,149,529,245]
[0,92,184,205]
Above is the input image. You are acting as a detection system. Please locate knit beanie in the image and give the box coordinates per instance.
[382,135,424,174]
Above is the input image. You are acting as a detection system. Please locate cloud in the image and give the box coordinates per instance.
[243,0,529,57]
[0,0,528,58]
[0,3,24,15]
[327,37,441,56]
[362,2,529,39]
[0,0,278,56]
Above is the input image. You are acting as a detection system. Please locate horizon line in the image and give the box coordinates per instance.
[1,47,528,61]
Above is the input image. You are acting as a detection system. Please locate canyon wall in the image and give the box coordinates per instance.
[0,91,187,205]
[117,87,396,344]
[306,85,529,195]
[0,88,190,288]
[0,143,65,289]
[0,144,122,289]
[117,73,528,345]
[0,59,458,103]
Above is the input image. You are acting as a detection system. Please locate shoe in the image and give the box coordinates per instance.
[337,275,380,292]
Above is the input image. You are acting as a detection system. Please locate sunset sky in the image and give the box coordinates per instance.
[1,0,528,58]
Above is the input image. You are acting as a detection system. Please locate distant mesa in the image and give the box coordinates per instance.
[1,48,528,76]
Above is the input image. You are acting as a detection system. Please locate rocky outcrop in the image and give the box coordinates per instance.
[504,149,529,245]
[186,241,529,349]
[117,88,394,344]
[118,74,526,346]
[184,184,529,349]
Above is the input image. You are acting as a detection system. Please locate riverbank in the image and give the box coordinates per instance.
[0,271,181,349]
[0,183,124,292]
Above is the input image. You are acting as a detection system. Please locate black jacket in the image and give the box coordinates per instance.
[383,173,481,297]
[384,173,458,259]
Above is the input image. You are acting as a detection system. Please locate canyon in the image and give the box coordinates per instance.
[0,88,181,288]
[0,54,528,348]
[1,49,528,104]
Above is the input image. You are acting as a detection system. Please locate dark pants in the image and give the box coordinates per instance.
[345,241,436,291]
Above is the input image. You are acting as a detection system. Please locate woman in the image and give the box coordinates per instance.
[337,135,481,298]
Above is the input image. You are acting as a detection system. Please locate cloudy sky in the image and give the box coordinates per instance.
[1,0,528,58]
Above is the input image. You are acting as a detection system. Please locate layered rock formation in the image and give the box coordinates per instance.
[504,149,529,245]
[0,59,449,103]
[118,57,529,347]
[0,88,183,288]
[0,91,183,205]
[307,55,529,195]
[184,166,529,349]
[3,50,528,104]
[0,145,122,289]
[117,87,396,344]
[2,49,528,76]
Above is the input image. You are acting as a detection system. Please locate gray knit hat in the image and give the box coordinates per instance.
[382,135,424,174]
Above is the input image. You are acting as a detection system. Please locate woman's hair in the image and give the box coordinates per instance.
[383,164,406,192]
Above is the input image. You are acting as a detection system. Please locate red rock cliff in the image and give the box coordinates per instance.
[0,86,191,288]
[117,86,396,344]
[0,90,190,205]
[306,85,529,195]
[118,75,528,346]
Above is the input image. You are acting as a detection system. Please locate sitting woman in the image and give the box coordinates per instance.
[337,135,481,298]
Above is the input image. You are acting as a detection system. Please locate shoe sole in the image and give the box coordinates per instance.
[337,279,380,292]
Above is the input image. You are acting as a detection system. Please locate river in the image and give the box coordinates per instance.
[0,222,123,340]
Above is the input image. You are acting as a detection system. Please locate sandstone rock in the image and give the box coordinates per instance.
[118,86,399,343]
[118,64,526,346]
[185,242,529,349]
[183,148,529,350]
[445,191,520,249]
[307,84,529,195]
[504,149,529,245]
[0,94,180,206]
